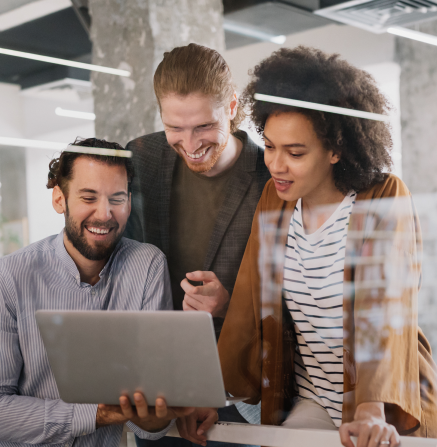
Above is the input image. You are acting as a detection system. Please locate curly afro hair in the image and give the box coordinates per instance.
[242,46,393,193]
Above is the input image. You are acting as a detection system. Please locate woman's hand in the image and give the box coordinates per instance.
[339,402,400,447]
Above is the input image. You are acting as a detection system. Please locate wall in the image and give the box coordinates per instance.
[0,81,95,246]
[22,89,95,243]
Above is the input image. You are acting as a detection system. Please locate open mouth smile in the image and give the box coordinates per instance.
[184,147,210,160]
[273,177,294,192]
[85,226,113,236]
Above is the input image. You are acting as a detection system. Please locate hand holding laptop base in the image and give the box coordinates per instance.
[96,392,194,433]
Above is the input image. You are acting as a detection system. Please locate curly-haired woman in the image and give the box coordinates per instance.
[208,47,437,447]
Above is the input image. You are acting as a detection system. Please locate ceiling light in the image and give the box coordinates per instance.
[387,26,437,46]
[0,48,130,77]
[65,145,132,158]
[0,0,71,32]
[0,137,65,150]
[254,93,390,122]
[223,21,286,44]
[0,137,132,158]
[55,107,96,121]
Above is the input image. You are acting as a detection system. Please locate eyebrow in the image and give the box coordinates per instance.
[263,133,306,148]
[78,188,128,197]
[163,120,217,128]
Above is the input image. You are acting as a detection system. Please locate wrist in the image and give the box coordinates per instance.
[138,419,170,433]
[354,402,385,422]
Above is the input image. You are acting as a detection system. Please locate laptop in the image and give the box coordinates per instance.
[36,310,246,408]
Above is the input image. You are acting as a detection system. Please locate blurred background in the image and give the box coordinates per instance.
[0,0,436,351]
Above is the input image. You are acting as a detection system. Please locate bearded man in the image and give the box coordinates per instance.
[0,137,200,447]
[125,44,270,447]
[126,43,270,332]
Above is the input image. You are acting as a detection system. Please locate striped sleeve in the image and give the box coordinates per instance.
[71,404,98,437]
[127,419,176,440]
[142,251,173,311]
[0,265,96,444]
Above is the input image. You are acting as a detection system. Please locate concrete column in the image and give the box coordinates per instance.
[89,0,225,146]
[397,21,437,194]
[397,22,437,356]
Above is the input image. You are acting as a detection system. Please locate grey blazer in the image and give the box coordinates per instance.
[125,130,270,316]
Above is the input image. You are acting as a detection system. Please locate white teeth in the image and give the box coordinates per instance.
[88,227,109,234]
[186,148,208,159]
[277,180,290,184]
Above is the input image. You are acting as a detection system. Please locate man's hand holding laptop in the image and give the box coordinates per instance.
[96,392,195,431]
[98,391,219,447]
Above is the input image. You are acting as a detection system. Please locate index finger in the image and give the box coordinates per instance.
[181,279,218,298]
[180,278,201,296]
[186,271,218,282]
[339,423,357,447]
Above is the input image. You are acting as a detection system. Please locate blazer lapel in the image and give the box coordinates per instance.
[203,130,266,272]
[203,169,253,271]
[159,146,178,256]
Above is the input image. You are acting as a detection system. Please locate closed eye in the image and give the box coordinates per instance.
[109,198,126,204]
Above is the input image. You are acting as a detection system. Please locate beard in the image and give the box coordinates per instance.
[64,204,124,261]
[177,134,230,174]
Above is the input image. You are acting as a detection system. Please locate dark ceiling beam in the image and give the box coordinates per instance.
[71,0,91,35]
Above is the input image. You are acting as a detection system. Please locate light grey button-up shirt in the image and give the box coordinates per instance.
[0,231,174,446]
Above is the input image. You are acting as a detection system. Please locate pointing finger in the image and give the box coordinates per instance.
[186,271,217,283]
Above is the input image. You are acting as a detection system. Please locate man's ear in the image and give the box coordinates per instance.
[229,92,238,120]
[128,191,132,216]
[52,185,66,215]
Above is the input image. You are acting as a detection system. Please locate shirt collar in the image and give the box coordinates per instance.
[54,230,124,286]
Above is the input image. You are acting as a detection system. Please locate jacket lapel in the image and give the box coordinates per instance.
[203,131,260,271]
[203,169,253,271]
[159,146,178,256]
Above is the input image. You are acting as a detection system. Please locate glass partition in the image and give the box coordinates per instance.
[1,2,437,447]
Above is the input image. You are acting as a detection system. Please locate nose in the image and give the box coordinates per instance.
[180,130,202,154]
[94,198,112,222]
[267,150,288,175]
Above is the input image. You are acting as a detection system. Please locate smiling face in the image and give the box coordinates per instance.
[160,93,237,175]
[52,156,131,261]
[264,112,341,203]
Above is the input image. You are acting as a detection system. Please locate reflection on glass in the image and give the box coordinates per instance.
[218,46,437,443]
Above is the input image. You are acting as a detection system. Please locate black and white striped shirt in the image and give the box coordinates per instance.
[0,231,173,446]
[283,192,356,426]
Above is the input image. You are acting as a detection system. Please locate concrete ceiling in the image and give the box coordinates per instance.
[0,0,338,89]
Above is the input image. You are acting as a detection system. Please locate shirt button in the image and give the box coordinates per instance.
[91,290,96,295]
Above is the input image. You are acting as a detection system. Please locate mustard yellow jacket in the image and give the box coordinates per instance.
[218,174,437,437]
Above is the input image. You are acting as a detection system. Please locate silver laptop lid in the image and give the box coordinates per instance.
[36,310,227,408]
